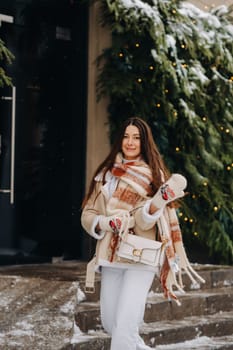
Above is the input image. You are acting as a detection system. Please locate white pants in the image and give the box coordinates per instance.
[100,266,155,350]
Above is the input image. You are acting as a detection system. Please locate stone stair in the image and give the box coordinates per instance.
[0,261,232,349]
[72,264,233,350]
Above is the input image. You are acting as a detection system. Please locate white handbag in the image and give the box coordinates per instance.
[117,232,166,268]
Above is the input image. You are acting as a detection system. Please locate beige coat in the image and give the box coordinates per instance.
[81,177,205,296]
[81,180,160,267]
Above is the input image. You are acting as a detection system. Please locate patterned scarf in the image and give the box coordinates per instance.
[107,153,205,304]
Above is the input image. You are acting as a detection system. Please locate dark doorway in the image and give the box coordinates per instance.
[0,0,87,263]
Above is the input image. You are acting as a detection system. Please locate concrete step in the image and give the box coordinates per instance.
[70,311,233,350]
[2,263,233,304]
[76,287,233,332]
[144,287,233,323]
[0,260,87,282]
[0,262,232,349]
[78,264,233,302]
[141,311,233,347]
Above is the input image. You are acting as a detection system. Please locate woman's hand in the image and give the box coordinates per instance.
[150,174,187,210]
[96,214,135,234]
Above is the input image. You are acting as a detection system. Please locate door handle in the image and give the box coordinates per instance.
[0,85,16,204]
[10,86,16,204]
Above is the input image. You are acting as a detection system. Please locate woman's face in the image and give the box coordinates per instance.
[121,125,141,160]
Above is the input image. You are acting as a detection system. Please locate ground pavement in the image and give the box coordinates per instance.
[0,261,233,350]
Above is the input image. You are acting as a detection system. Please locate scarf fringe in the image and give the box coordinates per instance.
[159,208,205,304]
[161,240,205,305]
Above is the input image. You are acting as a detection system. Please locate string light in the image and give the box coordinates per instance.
[179,212,183,217]
[203,181,208,186]
[119,52,124,57]
[202,116,207,122]
[165,89,169,93]
[227,165,231,171]
[137,78,142,83]
[135,43,140,47]
[175,146,180,152]
[225,129,230,133]
[213,206,218,211]
[184,217,189,222]
[189,218,193,223]
[192,194,196,199]
[156,103,161,108]
[193,231,198,236]
[149,65,154,70]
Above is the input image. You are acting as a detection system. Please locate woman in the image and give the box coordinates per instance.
[81,117,204,350]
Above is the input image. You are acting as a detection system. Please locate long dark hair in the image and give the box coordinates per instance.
[82,117,170,207]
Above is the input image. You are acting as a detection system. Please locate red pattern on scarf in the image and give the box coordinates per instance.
[160,258,170,298]
[112,187,142,206]
[171,229,182,242]
[109,235,120,262]
[111,162,153,196]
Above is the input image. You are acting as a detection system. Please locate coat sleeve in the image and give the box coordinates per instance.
[81,182,107,240]
[134,199,164,231]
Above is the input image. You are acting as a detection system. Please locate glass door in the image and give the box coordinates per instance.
[0,0,87,263]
